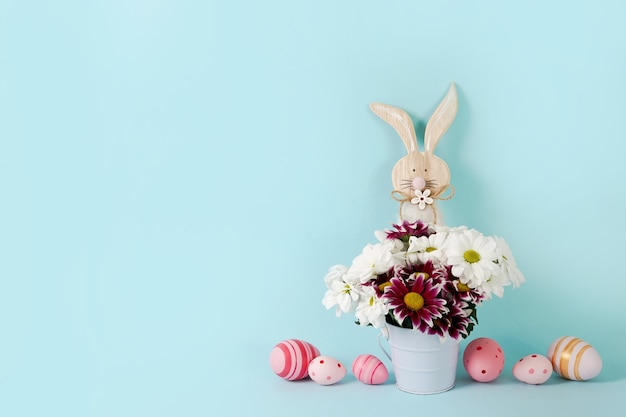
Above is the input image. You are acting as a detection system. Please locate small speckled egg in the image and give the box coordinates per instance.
[547,336,602,381]
[308,355,346,385]
[463,337,505,382]
[352,354,388,385]
[269,339,320,381]
[513,354,553,384]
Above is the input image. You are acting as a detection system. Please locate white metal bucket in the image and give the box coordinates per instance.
[379,325,460,394]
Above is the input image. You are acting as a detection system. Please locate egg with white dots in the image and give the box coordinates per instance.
[308,355,346,385]
[547,336,602,381]
[513,354,553,384]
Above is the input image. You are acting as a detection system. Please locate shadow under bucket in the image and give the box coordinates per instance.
[379,325,461,394]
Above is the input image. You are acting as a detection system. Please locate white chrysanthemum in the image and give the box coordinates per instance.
[494,236,526,288]
[322,265,360,317]
[348,241,397,283]
[445,228,498,288]
[354,286,388,328]
[478,273,509,298]
[374,230,407,255]
[406,232,449,265]
[324,264,349,286]
[433,224,467,234]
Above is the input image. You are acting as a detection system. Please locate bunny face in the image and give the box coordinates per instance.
[392,152,450,199]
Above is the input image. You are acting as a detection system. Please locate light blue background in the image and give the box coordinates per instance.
[1,1,624,416]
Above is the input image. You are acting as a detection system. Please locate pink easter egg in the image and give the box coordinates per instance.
[269,339,320,381]
[512,354,553,385]
[308,355,347,385]
[547,336,602,381]
[352,354,388,385]
[463,337,505,382]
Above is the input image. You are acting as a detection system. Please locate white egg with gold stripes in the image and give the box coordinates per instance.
[547,336,602,381]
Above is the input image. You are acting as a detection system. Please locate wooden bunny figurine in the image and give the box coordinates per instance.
[370,83,458,225]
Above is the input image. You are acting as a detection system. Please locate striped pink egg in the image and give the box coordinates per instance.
[352,354,388,385]
[547,336,602,381]
[269,339,320,381]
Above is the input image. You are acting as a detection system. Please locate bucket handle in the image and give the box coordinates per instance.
[377,326,392,361]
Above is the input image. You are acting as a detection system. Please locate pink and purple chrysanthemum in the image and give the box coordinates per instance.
[383,272,447,332]
[400,260,437,282]
[441,265,485,306]
[385,220,431,242]
[432,301,474,340]
[369,268,395,297]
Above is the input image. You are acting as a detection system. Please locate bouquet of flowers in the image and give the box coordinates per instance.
[322,220,525,340]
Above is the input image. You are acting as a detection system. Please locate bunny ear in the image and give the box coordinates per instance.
[370,103,418,153]
[424,83,458,154]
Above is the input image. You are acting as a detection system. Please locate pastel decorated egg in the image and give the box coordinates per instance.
[269,339,320,381]
[352,354,388,385]
[513,354,553,384]
[547,336,602,381]
[463,337,505,382]
[308,355,347,385]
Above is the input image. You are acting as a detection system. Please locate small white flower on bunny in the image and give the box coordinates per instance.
[411,189,434,209]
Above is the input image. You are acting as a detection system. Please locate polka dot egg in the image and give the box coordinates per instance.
[269,339,320,381]
[308,355,346,385]
[463,337,505,382]
[513,354,553,384]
